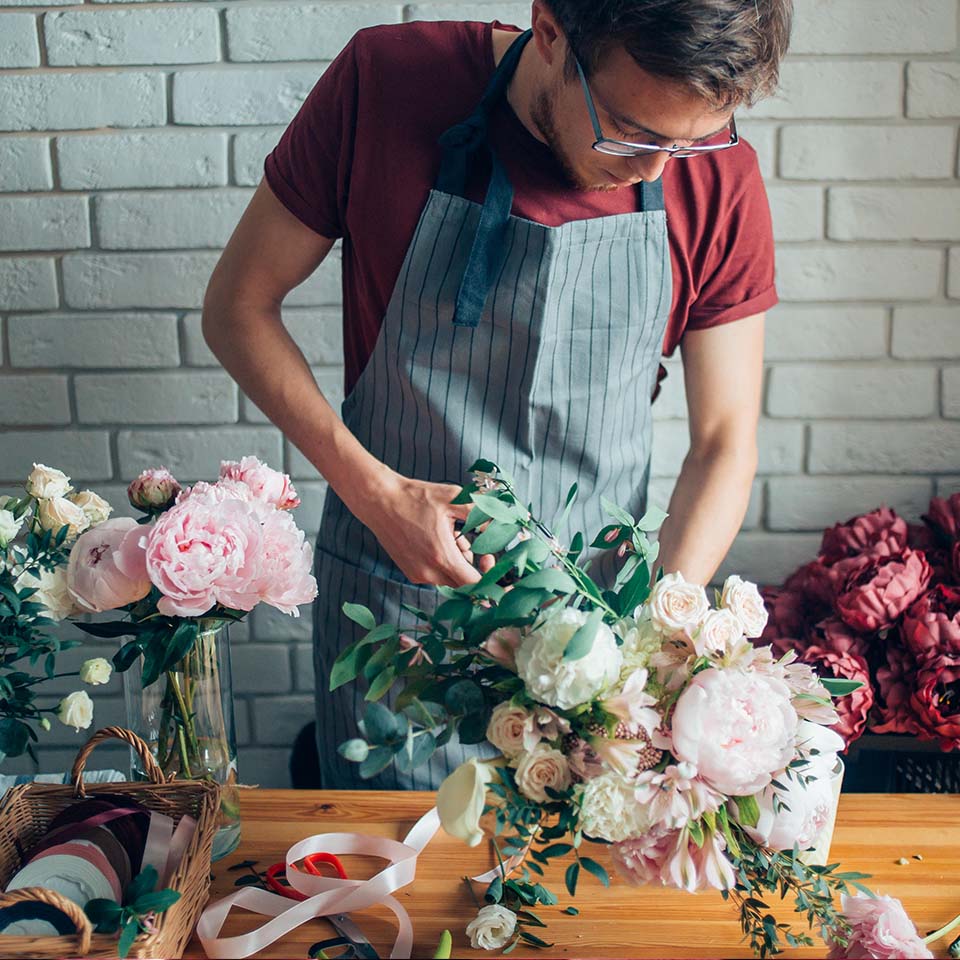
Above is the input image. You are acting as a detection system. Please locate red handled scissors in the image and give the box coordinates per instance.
[265,852,348,901]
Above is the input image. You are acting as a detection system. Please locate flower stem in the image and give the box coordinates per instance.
[165,669,200,769]
[923,910,960,945]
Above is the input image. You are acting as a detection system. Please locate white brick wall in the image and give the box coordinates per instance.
[1,0,958,787]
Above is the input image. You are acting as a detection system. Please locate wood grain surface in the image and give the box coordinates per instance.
[182,790,960,959]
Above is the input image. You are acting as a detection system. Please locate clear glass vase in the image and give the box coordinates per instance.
[123,618,241,861]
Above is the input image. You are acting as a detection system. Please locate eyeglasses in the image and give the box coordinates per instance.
[574,57,739,159]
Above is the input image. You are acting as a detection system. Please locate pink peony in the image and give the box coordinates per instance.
[871,640,923,736]
[827,893,933,959]
[802,618,875,747]
[177,479,254,505]
[669,668,797,797]
[252,507,317,616]
[835,549,932,633]
[219,456,300,510]
[821,507,909,566]
[611,826,677,886]
[909,652,960,750]
[66,518,152,613]
[902,584,960,661]
[127,467,181,512]
[142,496,265,617]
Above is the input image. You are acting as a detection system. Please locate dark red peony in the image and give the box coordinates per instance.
[902,584,960,661]
[835,548,932,633]
[820,506,909,565]
[909,652,960,751]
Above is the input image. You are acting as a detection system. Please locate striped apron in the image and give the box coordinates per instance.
[312,29,672,789]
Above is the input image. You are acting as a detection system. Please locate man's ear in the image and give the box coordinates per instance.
[530,0,567,68]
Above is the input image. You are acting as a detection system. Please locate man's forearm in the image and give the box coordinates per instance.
[651,443,758,586]
[201,301,393,516]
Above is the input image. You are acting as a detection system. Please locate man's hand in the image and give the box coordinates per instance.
[358,473,495,588]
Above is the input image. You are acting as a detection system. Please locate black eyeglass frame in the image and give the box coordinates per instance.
[573,56,739,159]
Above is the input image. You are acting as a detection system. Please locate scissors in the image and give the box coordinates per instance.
[264,854,380,959]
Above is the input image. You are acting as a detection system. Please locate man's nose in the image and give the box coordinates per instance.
[629,151,670,182]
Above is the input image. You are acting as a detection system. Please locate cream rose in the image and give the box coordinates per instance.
[515,607,622,710]
[25,463,72,500]
[57,690,93,731]
[720,575,769,639]
[79,658,113,686]
[68,490,112,528]
[465,904,516,951]
[37,496,88,539]
[515,744,571,802]
[16,566,75,621]
[0,509,22,548]
[486,703,529,759]
[694,608,744,658]
[647,572,710,635]
[437,758,494,847]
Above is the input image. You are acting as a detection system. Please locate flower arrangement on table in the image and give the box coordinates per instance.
[63,457,318,856]
[760,494,960,752]
[0,463,121,761]
[333,461,960,959]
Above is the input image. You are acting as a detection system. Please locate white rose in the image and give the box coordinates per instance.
[37,497,89,539]
[0,509,22,548]
[720,575,769,639]
[694,608,744,658]
[647,572,710,635]
[57,690,93,731]
[79,658,113,686]
[16,566,75,621]
[616,615,664,679]
[25,464,72,500]
[68,490,112,528]
[576,770,651,842]
[437,758,494,847]
[486,703,529,759]
[465,904,516,951]
[514,744,571,803]
[515,607,622,710]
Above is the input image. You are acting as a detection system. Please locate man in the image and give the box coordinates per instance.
[203,0,790,789]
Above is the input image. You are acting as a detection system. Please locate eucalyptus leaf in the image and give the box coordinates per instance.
[471,521,519,555]
[513,568,577,594]
[359,745,395,779]
[470,494,526,524]
[600,496,634,527]
[634,504,669,531]
[341,602,376,631]
[338,739,370,763]
[361,701,398,745]
[564,862,579,897]
[578,857,609,887]
[563,607,603,661]
[496,587,549,621]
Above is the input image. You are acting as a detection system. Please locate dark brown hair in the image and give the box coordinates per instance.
[546,0,793,109]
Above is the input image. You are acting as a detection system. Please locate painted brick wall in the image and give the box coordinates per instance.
[0,0,958,785]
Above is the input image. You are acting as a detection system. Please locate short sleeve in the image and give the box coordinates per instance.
[264,37,359,239]
[685,156,778,331]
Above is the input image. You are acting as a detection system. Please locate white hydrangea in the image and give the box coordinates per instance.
[515,607,622,710]
[615,614,664,681]
[576,770,651,842]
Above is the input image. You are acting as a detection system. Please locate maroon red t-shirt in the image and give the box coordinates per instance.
[265,20,778,400]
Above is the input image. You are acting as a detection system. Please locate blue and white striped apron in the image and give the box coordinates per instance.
[312,30,672,789]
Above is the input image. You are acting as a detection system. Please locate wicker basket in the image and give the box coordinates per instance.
[0,726,220,959]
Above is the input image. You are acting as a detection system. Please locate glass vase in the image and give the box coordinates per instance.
[123,618,241,861]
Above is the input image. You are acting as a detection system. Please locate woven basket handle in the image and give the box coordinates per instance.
[71,725,167,798]
[0,886,93,954]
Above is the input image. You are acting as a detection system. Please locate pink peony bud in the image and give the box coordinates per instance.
[127,467,181,512]
[835,548,932,633]
[820,506,909,566]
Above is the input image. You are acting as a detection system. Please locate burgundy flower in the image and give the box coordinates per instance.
[909,652,960,751]
[759,586,811,650]
[835,548,932,633]
[871,641,923,736]
[902,584,960,661]
[820,506,908,565]
[803,618,874,747]
[923,492,960,542]
[784,558,837,609]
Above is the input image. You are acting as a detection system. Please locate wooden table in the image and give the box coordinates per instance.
[183,790,960,959]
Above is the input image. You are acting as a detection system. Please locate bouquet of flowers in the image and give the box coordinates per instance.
[760,494,960,752]
[333,461,956,958]
[69,457,317,855]
[0,463,118,761]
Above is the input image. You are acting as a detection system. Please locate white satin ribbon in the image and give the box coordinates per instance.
[196,806,526,959]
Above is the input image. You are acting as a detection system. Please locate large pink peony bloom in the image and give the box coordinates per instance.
[610,826,677,886]
[802,618,875,747]
[253,507,317,616]
[909,652,960,750]
[142,496,265,617]
[871,639,923,736]
[827,893,933,959]
[67,518,152,613]
[669,668,797,797]
[821,507,909,566]
[902,585,960,661]
[219,456,300,511]
[835,549,932,633]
